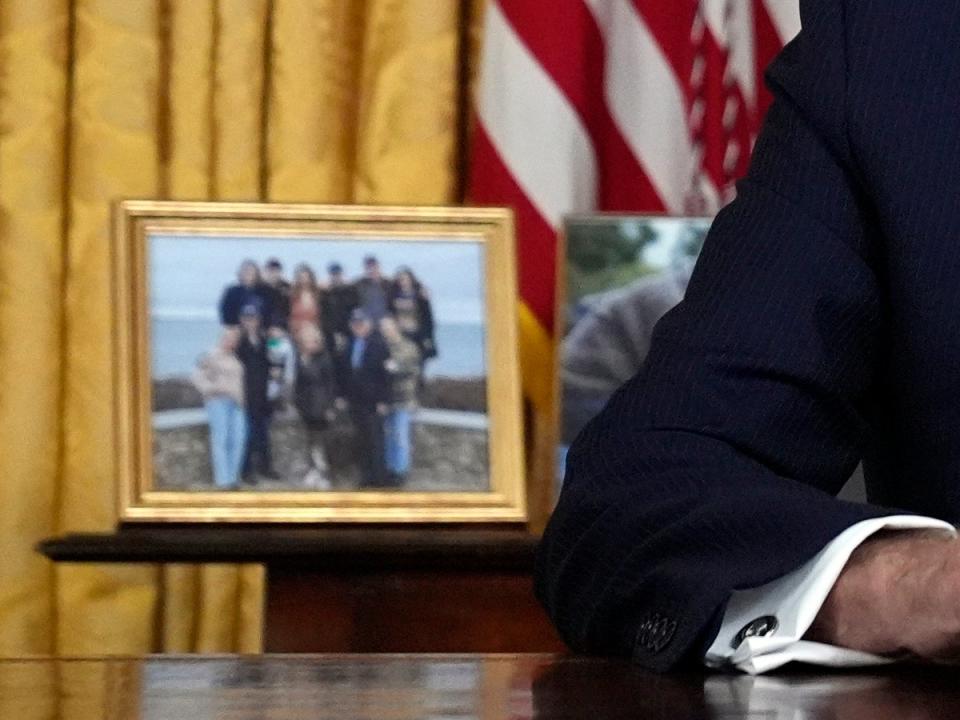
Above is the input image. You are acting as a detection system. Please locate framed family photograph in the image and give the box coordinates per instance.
[553,214,713,495]
[112,201,526,523]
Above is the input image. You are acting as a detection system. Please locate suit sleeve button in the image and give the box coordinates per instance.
[635,614,677,654]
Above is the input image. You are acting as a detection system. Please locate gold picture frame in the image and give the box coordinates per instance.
[112,200,526,524]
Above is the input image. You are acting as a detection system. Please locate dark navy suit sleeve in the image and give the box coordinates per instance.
[536,0,896,671]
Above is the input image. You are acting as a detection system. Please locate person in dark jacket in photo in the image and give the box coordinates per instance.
[322,262,359,346]
[293,324,340,489]
[322,261,360,390]
[261,257,292,330]
[344,308,392,488]
[236,303,282,482]
[354,255,393,322]
[219,259,274,327]
[390,266,437,379]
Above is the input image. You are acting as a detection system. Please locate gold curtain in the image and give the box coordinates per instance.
[0,0,480,655]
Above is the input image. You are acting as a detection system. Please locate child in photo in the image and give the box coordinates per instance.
[380,317,421,485]
[266,326,293,408]
[191,328,247,489]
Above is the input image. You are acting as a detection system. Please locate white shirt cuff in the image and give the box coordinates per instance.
[705,515,956,674]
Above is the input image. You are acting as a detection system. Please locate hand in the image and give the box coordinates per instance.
[376,403,389,416]
[805,529,960,661]
[334,397,348,411]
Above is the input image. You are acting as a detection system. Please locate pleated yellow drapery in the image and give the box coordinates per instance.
[0,0,477,656]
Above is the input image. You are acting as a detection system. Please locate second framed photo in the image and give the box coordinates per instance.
[113,201,526,524]
[553,214,713,496]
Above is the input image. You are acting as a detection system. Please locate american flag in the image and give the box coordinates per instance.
[468,0,800,413]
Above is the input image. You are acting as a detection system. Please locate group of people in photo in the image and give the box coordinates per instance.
[191,254,437,490]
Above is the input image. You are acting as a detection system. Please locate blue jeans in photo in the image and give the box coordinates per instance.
[384,407,412,476]
[205,397,247,488]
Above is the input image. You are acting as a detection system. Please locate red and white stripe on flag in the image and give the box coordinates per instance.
[468,0,800,412]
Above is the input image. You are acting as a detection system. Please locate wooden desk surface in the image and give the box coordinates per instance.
[2,654,958,719]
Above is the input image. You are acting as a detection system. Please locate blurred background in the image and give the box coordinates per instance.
[0,0,798,655]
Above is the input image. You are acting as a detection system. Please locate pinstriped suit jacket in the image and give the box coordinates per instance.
[535,0,960,671]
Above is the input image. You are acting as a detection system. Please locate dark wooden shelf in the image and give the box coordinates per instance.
[38,527,541,571]
[39,527,564,653]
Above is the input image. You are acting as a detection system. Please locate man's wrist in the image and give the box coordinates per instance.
[805,529,958,656]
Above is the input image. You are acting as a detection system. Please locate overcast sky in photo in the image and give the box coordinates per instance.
[149,234,487,325]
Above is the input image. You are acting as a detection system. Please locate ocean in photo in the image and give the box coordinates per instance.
[151,316,486,379]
